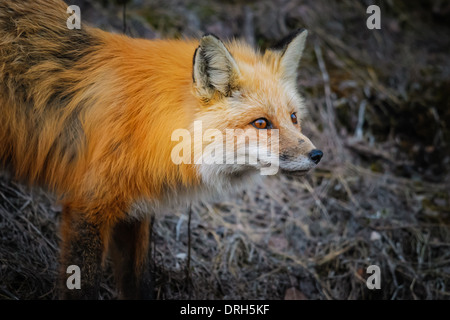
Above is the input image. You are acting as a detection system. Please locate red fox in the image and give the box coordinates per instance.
[0,0,322,299]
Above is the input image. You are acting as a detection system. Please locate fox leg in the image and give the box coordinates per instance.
[109,218,153,299]
[58,205,112,300]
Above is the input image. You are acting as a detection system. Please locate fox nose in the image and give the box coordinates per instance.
[309,149,323,164]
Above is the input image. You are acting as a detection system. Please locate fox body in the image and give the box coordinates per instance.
[0,0,322,299]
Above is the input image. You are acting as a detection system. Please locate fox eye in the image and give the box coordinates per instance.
[252,118,271,129]
[291,112,298,125]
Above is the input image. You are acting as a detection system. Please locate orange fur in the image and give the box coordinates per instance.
[0,0,320,299]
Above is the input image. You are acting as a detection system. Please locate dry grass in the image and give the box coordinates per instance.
[1,0,449,300]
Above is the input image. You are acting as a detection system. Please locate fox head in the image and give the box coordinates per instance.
[188,29,323,186]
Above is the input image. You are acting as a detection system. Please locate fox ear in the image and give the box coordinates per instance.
[193,34,240,100]
[272,29,308,84]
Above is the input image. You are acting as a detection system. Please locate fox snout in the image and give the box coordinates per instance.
[309,149,323,164]
[279,134,323,175]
